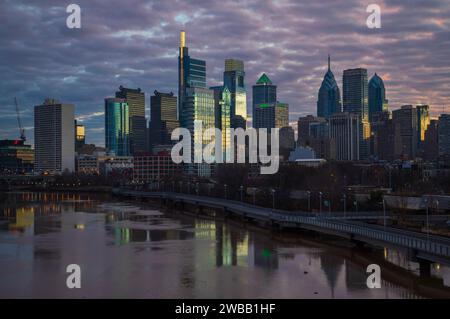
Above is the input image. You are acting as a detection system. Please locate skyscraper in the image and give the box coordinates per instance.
[438,114,450,164]
[416,104,430,150]
[115,86,146,154]
[74,120,85,153]
[343,68,370,159]
[149,91,178,150]
[104,98,130,156]
[34,98,75,174]
[252,73,277,129]
[211,85,231,162]
[223,59,247,128]
[182,87,216,176]
[424,119,438,162]
[392,105,418,160]
[368,73,388,122]
[178,30,206,122]
[343,68,368,120]
[317,55,341,118]
[329,112,360,161]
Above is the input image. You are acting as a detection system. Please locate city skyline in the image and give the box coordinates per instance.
[1,0,450,146]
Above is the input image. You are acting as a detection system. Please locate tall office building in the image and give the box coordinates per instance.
[223,59,247,128]
[438,114,450,164]
[149,91,178,150]
[115,86,146,154]
[211,86,231,162]
[104,98,130,156]
[368,73,388,122]
[343,68,368,120]
[177,31,213,176]
[343,68,370,160]
[178,30,207,121]
[373,111,397,161]
[424,119,439,162]
[74,120,85,153]
[317,55,341,119]
[416,104,430,150]
[34,98,75,174]
[329,112,360,161]
[182,87,216,176]
[252,73,281,130]
[392,105,418,160]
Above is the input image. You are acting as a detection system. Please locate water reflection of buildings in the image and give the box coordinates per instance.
[319,252,344,298]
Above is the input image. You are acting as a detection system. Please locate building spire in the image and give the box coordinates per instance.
[180,30,186,48]
[328,54,331,71]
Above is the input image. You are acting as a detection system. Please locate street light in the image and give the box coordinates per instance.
[253,188,256,205]
[271,189,276,209]
[224,184,227,199]
[319,192,323,215]
[307,191,311,212]
[382,198,386,229]
[342,194,347,218]
[240,185,244,202]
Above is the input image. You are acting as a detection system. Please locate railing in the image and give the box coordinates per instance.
[113,188,450,260]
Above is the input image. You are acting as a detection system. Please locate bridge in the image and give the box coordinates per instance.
[113,188,450,270]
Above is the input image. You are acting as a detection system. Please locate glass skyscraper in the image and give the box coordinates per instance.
[211,86,231,162]
[178,30,206,121]
[343,68,368,120]
[177,31,214,176]
[105,98,130,156]
[115,86,146,154]
[223,59,247,128]
[252,73,277,129]
[317,56,341,119]
[368,73,388,122]
[343,68,370,160]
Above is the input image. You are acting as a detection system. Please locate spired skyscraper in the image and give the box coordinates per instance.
[368,73,388,122]
[177,30,215,176]
[223,59,247,128]
[317,55,341,119]
[178,30,207,120]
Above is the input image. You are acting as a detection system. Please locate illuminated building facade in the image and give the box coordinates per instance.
[224,59,247,128]
[104,98,130,156]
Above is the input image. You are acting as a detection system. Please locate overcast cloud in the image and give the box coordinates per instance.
[0,0,449,146]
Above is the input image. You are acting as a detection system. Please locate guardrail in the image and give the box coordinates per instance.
[113,188,450,261]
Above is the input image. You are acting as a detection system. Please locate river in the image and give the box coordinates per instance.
[1,192,449,298]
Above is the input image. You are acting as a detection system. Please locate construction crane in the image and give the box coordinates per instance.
[14,97,26,142]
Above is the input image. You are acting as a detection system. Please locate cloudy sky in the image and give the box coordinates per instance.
[1,0,449,146]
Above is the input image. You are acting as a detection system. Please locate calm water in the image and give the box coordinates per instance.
[0,192,449,299]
